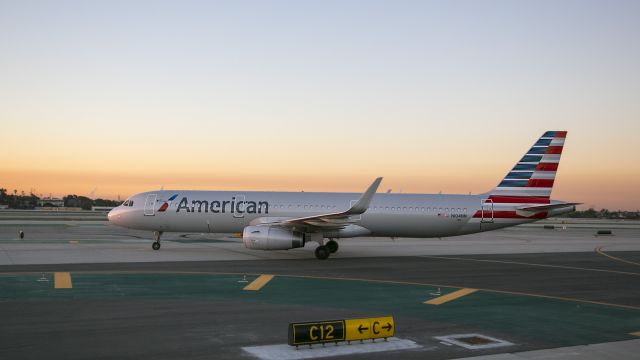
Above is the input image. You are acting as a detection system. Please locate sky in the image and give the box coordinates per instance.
[1,0,639,210]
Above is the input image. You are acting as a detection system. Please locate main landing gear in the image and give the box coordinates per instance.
[314,246,330,260]
[326,240,339,253]
[152,231,162,250]
[314,239,339,260]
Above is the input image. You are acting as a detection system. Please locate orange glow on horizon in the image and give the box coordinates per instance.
[1,166,638,210]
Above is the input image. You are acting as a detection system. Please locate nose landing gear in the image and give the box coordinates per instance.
[152,231,162,250]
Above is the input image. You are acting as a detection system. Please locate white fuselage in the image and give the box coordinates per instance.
[108,190,567,238]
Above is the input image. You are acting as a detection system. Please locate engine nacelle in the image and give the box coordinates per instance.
[242,226,305,250]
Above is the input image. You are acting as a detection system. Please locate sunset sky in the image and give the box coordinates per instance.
[1,1,639,210]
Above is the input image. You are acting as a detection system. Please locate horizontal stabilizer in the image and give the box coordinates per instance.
[516,202,580,217]
[518,203,581,212]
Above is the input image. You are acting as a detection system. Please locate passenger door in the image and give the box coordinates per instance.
[144,194,157,216]
[480,199,494,223]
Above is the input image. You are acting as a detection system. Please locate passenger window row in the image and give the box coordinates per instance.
[368,206,467,214]
[268,204,467,214]
[271,204,338,210]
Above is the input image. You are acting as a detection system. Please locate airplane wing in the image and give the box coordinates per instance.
[252,177,382,232]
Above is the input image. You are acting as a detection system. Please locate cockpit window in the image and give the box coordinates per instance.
[122,199,134,207]
[129,201,134,207]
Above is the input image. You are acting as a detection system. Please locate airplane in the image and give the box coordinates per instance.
[108,131,578,259]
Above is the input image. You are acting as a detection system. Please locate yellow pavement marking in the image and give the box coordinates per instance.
[54,272,73,289]
[2,270,637,311]
[630,331,640,337]
[69,240,79,244]
[425,288,478,305]
[595,247,640,267]
[243,274,274,291]
[421,255,640,277]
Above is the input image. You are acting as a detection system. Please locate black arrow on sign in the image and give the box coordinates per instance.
[358,324,369,333]
[382,323,392,331]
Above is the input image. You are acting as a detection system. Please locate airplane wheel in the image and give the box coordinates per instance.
[326,240,339,253]
[314,246,330,260]
[152,241,161,250]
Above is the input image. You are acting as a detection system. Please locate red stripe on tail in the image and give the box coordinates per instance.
[545,146,563,154]
[527,179,555,188]
[536,163,558,171]
[488,196,550,204]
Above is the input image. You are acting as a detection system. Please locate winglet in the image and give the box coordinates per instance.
[345,177,383,215]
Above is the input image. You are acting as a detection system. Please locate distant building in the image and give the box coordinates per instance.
[0,204,8,209]
[37,197,64,207]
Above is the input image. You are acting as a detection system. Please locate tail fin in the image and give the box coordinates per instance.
[489,131,567,203]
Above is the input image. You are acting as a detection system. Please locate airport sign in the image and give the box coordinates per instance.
[288,320,345,345]
[288,316,395,346]
[345,316,394,341]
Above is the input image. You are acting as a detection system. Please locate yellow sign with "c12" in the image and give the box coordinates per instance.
[288,316,394,346]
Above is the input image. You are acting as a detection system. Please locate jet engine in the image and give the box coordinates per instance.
[242,226,305,250]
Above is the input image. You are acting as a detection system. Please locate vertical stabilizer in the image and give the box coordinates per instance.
[489,131,567,204]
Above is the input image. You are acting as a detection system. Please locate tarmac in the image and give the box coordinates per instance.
[1,210,639,359]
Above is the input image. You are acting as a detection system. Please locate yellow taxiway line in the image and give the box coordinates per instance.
[425,288,478,305]
[243,274,274,291]
[421,255,640,277]
[595,247,640,267]
[54,272,73,289]
[2,269,636,310]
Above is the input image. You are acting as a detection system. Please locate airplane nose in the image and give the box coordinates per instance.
[107,209,116,222]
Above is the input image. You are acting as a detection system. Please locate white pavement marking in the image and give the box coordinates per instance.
[434,334,513,350]
[453,338,640,359]
[241,337,421,360]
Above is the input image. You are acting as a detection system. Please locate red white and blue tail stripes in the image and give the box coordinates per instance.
[471,131,567,221]
[489,131,566,203]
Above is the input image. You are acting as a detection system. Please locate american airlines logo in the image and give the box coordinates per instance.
[157,194,179,212]
[176,196,270,214]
